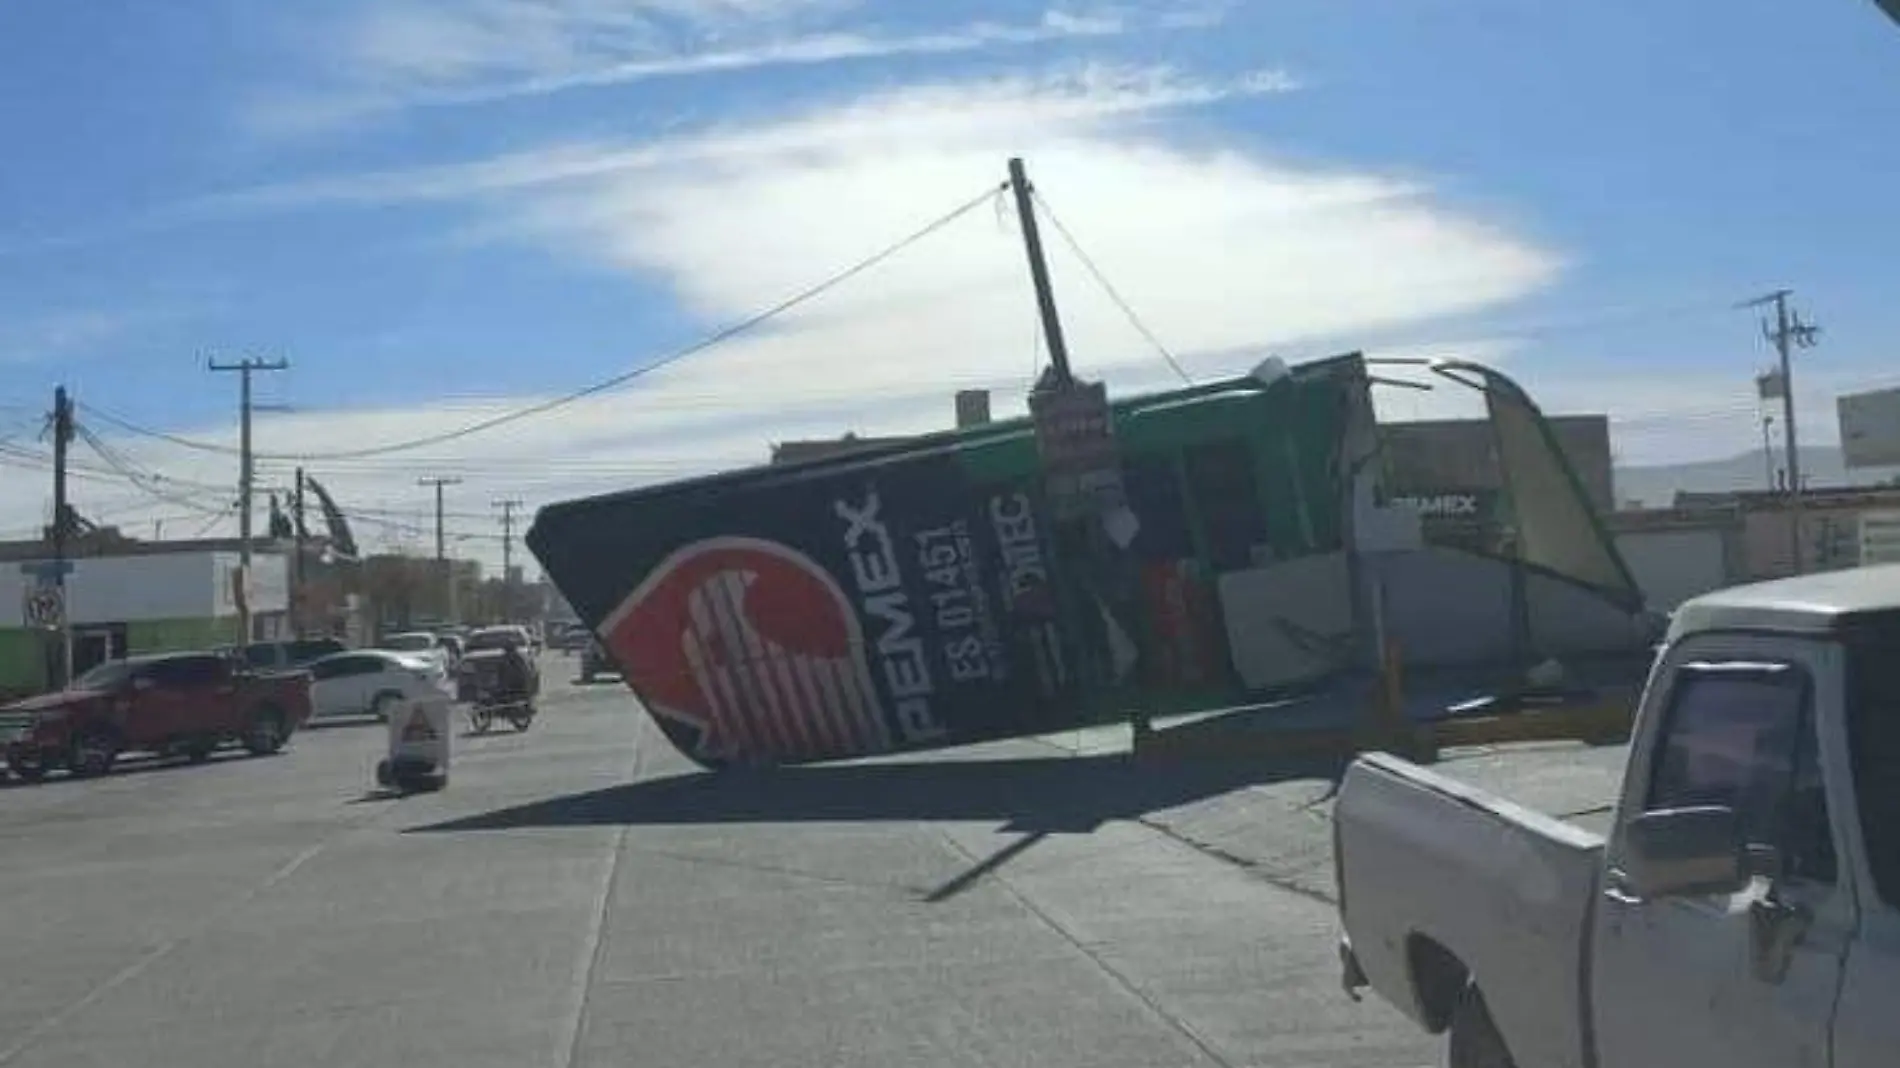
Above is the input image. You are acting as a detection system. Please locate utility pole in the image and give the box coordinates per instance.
[47,386,74,688]
[1007,157,1073,385]
[210,355,288,642]
[418,476,462,624]
[1743,290,1821,575]
[495,499,524,622]
[1760,414,1777,492]
[292,467,307,639]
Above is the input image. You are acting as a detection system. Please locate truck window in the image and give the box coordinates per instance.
[1847,647,1900,908]
[287,640,344,664]
[1645,662,1835,886]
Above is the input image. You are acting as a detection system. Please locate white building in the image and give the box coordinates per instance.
[1,541,290,694]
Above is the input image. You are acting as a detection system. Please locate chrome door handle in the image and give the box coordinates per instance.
[1602,868,1644,906]
[1749,893,1812,984]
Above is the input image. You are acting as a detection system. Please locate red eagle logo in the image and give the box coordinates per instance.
[599,537,890,763]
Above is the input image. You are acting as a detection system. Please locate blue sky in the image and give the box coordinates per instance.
[3,0,1899,557]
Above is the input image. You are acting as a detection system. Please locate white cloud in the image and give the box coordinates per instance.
[225,65,1302,210]
[251,1,1175,132]
[0,308,178,366]
[4,62,1569,573]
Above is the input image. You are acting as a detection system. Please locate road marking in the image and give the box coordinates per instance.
[556,709,646,1068]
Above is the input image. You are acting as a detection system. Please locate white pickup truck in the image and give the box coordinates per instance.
[1335,567,1900,1067]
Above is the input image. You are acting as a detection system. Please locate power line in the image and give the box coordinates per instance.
[1029,188,1193,386]
[72,182,1007,463]
[73,425,233,517]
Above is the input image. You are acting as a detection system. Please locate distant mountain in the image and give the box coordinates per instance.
[1615,445,1900,509]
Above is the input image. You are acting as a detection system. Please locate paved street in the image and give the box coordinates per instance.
[0,655,1625,1068]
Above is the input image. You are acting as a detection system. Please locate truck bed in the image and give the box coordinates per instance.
[1335,753,1605,1068]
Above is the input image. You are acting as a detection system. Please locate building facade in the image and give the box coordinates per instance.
[0,540,291,697]
[1380,414,1615,515]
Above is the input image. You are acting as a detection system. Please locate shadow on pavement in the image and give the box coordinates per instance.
[409,750,1347,836]
[0,747,265,789]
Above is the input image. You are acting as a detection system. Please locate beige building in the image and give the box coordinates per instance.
[1381,414,1615,515]
[1604,486,1900,613]
[1676,487,1896,580]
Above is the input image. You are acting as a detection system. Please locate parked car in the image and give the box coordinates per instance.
[0,650,314,781]
[465,625,533,654]
[548,622,588,653]
[1334,567,1900,1068]
[228,637,348,671]
[579,636,614,682]
[379,631,451,673]
[306,649,451,721]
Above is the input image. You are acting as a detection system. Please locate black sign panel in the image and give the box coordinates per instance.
[533,449,1081,767]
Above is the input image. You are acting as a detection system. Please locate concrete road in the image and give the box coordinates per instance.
[0,656,1628,1068]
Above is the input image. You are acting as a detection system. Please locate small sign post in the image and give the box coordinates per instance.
[1029,377,1125,521]
[20,586,62,630]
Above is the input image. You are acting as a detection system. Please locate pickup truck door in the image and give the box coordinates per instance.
[126,659,191,746]
[1826,641,1900,1068]
[1591,635,1853,1068]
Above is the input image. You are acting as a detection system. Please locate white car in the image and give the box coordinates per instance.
[380,631,451,673]
[306,650,452,721]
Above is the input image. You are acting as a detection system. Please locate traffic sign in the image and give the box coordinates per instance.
[21,586,63,630]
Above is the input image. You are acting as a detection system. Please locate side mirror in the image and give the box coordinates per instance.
[1623,805,1748,899]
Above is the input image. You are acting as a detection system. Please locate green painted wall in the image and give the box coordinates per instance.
[0,615,243,697]
[126,616,242,655]
[0,629,47,698]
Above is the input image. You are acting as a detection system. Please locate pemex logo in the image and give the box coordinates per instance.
[599,537,891,764]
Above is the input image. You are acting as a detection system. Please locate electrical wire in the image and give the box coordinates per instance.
[75,425,235,516]
[1030,188,1194,386]
[74,182,1008,463]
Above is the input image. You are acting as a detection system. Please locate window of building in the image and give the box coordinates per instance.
[1182,438,1267,571]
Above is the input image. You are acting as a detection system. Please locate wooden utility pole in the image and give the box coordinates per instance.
[209,355,289,642]
[292,467,307,638]
[495,499,523,622]
[418,476,462,623]
[1743,290,1821,574]
[47,386,74,688]
[1007,157,1073,385]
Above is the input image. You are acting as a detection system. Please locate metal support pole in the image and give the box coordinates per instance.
[1007,157,1073,385]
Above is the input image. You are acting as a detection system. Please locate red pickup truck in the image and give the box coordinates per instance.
[0,650,314,782]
